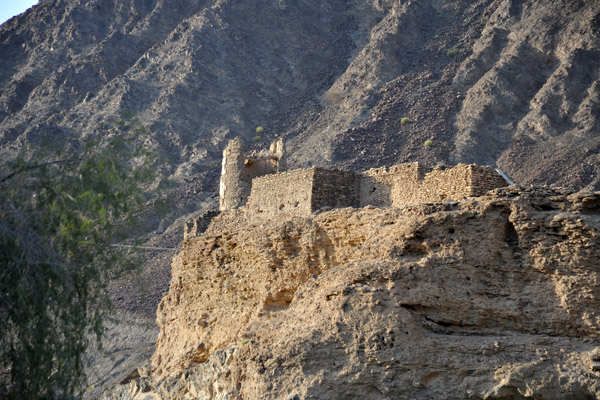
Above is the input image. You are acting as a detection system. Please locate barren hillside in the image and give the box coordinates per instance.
[2,0,599,198]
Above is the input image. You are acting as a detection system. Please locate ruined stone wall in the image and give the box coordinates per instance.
[359,168,394,208]
[312,168,360,210]
[246,168,316,219]
[183,210,220,241]
[470,166,511,196]
[270,138,286,172]
[245,168,360,220]
[243,158,278,181]
[390,164,508,206]
[359,163,428,207]
[243,138,287,180]
[391,164,470,206]
[221,147,509,221]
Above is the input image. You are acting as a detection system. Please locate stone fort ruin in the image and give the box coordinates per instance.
[219,136,286,211]
[218,137,509,216]
[185,137,510,239]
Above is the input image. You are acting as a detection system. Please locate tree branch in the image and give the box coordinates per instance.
[0,159,78,183]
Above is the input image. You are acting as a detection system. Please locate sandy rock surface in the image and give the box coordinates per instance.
[106,187,600,399]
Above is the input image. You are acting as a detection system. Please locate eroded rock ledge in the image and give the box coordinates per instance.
[113,187,600,399]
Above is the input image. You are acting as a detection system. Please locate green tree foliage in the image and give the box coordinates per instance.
[0,135,155,399]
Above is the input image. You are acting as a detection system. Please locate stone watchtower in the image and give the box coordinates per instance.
[219,137,248,211]
[219,137,286,211]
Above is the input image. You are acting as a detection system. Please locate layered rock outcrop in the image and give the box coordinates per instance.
[114,187,600,399]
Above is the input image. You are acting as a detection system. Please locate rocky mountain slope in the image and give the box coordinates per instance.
[110,187,600,399]
[3,0,599,317]
[2,0,599,195]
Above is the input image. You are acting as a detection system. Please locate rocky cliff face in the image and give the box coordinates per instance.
[110,187,600,399]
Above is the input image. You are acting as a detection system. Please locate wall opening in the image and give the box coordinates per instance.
[504,219,520,251]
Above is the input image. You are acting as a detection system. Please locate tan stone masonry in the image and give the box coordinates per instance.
[211,138,510,229]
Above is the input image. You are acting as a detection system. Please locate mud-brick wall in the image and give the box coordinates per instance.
[312,168,360,210]
[469,166,509,196]
[246,168,316,219]
[184,210,219,240]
